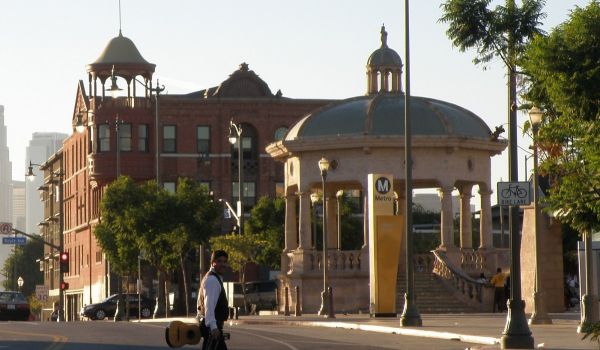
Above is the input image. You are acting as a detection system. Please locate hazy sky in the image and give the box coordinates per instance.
[0,0,590,205]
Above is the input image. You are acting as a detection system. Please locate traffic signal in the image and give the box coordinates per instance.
[60,282,69,290]
[59,252,69,273]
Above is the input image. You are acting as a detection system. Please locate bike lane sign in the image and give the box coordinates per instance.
[497,181,531,206]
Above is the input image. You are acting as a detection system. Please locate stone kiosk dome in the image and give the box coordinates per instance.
[266,27,508,314]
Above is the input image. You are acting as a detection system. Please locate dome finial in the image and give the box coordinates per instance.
[380,24,388,47]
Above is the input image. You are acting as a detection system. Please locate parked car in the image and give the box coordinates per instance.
[244,280,278,312]
[0,291,30,321]
[80,293,155,320]
[223,282,245,311]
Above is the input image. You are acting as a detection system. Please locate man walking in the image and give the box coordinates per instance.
[491,268,507,312]
[197,250,229,350]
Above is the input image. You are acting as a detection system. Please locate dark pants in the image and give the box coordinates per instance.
[493,287,505,312]
[202,333,227,350]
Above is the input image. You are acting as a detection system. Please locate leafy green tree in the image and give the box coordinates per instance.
[520,1,600,234]
[171,178,220,314]
[209,233,269,288]
[94,176,220,316]
[244,196,285,269]
[94,176,143,275]
[440,0,546,190]
[1,238,43,296]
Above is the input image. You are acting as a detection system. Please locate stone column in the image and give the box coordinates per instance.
[383,71,389,92]
[326,196,338,250]
[459,186,473,249]
[479,188,493,249]
[284,194,298,251]
[298,192,312,250]
[439,186,455,249]
[362,194,368,249]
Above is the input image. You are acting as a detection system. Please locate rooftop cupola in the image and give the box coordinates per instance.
[86,31,156,100]
[366,26,403,95]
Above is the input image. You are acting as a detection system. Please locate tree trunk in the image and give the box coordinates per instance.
[164,270,170,318]
[180,253,190,317]
[153,268,166,318]
[125,274,130,321]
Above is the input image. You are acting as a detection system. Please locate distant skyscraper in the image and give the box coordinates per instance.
[12,181,25,231]
[25,132,67,235]
[0,105,11,223]
[0,105,12,291]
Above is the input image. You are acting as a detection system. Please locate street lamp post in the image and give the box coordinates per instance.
[400,0,422,327]
[528,107,552,325]
[115,115,123,177]
[336,190,344,250]
[500,56,534,350]
[579,227,598,332]
[317,157,334,318]
[26,161,66,322]
[229,120,244,234]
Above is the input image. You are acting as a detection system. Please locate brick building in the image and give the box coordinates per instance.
[44,31,333,320]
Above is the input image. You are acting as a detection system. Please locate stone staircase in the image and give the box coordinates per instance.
[396,269,483,314]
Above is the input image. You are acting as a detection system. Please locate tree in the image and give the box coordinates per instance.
[94,176,220,316]
[94,176,143,276]
[1,238,43,296]
[244,196,285,269]
[209,233,269,289]
[171,178,221,314]
[440,0,546,193]
[520,1,600,234]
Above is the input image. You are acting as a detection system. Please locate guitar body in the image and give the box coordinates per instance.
[165,320,201,348]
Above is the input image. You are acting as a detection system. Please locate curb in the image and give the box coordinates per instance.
[229,319,500,346]
[141,316,499,346]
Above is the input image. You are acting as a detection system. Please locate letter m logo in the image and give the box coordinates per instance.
[375,177,390,194]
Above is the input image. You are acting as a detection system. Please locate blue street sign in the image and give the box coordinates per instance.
[2,237,26,245]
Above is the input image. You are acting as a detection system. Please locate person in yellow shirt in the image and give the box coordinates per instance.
[490,268,507,312]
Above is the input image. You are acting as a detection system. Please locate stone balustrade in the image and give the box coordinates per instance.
[460,249,486,274]
[432,250,494,311]
[461,248,510,277]
[286,249,365,275]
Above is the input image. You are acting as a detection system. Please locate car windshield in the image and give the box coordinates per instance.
[0,292,26,303]
[102,294,119,303]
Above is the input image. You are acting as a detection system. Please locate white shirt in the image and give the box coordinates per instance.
[200,268,223,331]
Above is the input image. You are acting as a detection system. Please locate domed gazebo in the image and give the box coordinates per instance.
[266,26,507,314]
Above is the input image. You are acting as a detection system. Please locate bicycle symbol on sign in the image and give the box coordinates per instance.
[501,184,528,199]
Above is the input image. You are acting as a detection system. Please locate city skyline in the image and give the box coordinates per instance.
[0,1,589,203]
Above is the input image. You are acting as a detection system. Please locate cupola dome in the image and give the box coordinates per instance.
[366,26,403,95]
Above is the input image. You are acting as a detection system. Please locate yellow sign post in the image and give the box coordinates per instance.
[368,174,403,316]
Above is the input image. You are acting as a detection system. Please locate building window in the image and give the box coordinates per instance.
[199,182,211,191]
[197,126,210,156]
[138,124,149,152]
[163,125,176,153]
[232,182,256,207]
[232,136,253,160]
[98,124,110,152]
[273,127,288,141]
[119,123,132,151]
[163,182,176,193]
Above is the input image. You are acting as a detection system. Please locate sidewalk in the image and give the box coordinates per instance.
[146,312,596,349]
